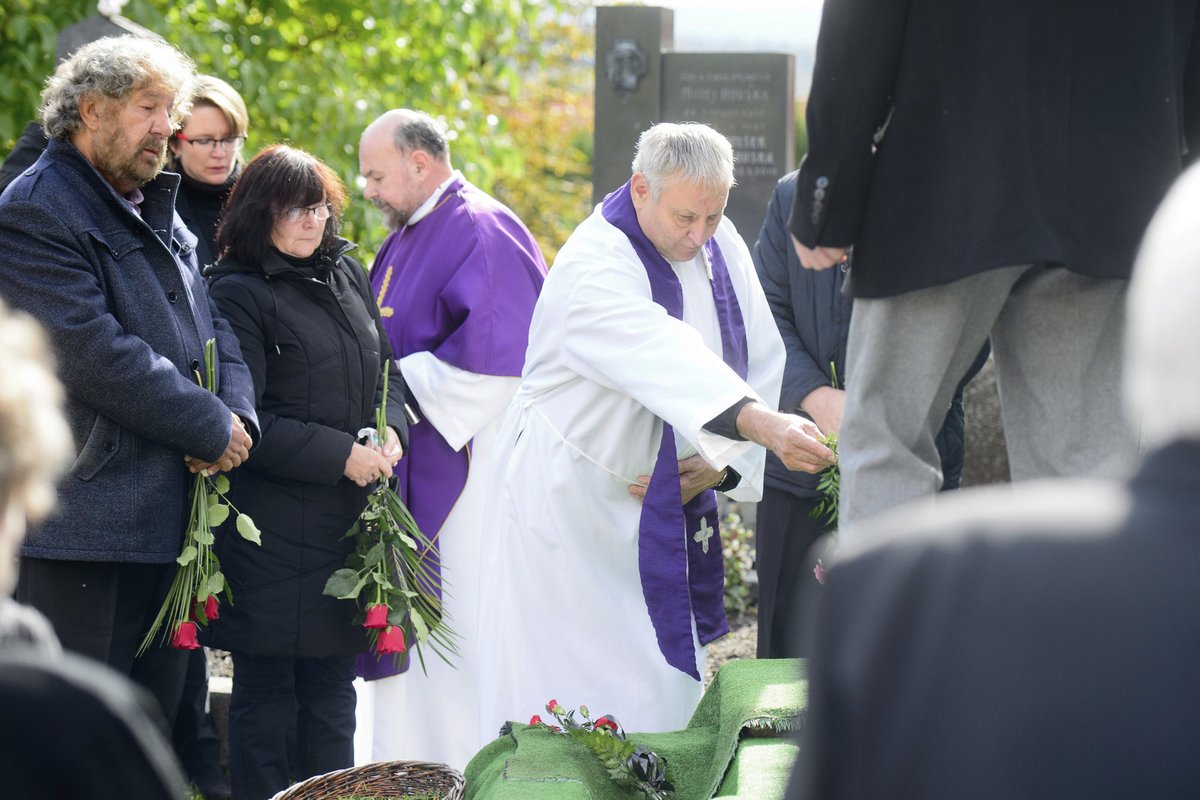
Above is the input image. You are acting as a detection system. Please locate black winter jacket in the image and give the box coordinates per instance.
[203,240,408,658]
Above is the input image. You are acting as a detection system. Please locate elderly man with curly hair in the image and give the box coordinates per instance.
[0,35,258,727]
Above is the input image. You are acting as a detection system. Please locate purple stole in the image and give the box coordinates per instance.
[601,180,748,680]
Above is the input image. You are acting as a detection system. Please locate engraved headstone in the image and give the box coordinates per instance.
[593,6,795,247]
[661,52,794,243]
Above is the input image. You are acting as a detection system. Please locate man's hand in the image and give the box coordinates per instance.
[736,402,836,474]
[344,442,393,488]
[792,235,848,270]
[628,454,724,505]
[185,413,252,475]
[800,385,846,438]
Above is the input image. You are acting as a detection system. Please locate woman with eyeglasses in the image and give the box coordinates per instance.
[168,75,249,271]
[204,144,408,800]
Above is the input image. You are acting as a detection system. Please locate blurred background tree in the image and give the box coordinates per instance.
[0,0,594,263]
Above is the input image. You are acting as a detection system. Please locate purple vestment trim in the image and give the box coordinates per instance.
[601,180,748,681]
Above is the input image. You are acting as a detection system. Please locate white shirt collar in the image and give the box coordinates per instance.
[407,171,461,227]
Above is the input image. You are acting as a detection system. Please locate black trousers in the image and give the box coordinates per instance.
[15,557,190,729]
[755,487,829,659]
[227,652,356,800]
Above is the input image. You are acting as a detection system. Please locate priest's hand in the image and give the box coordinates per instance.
[735,402,836,474]
[792,234,849,270]
[344,442,394,487]
[627,455,724,505]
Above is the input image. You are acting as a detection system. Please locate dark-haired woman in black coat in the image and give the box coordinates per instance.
[204,144,408,800]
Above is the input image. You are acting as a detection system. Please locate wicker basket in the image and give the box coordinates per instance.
[271,759,466,800]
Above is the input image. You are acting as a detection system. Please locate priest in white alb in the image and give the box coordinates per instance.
[475,123,836,740]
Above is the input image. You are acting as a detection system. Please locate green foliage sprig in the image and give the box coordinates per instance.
[323,366,459,670]
[810,360,841,529]
[528,700,674,800]
[138,338,261,656]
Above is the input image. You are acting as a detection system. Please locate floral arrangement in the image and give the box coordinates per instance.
[527,699,674,799]
[323,366,458,669]
[138,339,261,655]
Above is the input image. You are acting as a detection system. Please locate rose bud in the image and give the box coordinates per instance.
[204,595,220,621]
[547,698,561,714]
[364,603,390,629]
[376,625,407,655]
[594,716,618,732]
[528,715,543,726]
[171,621,201,650]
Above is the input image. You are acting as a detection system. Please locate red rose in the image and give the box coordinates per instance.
[364,603,390,629]
[204,595,220,621]
[528,715,543,726]
[546,698,560,713]
[376,625,407,655]
[594,716,618,733]
[171,621,200,650]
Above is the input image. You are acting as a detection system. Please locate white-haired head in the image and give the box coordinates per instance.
[631,122,736,200]
[1124,162,1200,447]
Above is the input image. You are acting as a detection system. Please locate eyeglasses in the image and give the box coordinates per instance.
[281,203,333,223]
[176,133,247,152]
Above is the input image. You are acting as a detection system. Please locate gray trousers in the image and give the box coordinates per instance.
[839,264,1136,530]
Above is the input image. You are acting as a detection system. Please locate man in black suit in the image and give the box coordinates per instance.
[791,1,1199,527]
[789,163,1200,799]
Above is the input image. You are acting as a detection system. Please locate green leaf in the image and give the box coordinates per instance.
[323,568,361,598]
[194,528,215,546]
[176,545,198,566]
[410,611,430,643]
[364,541,385,567]
[236,513,262,545]
[212,474,230,494]
[207,572,225,595]
[207,504,230,526]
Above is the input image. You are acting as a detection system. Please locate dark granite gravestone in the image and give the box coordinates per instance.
[593,6,675,203]
[661,52,794,244]
[593,6,794,245]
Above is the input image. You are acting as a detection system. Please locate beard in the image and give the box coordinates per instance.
[92,128,168,192]
[375,199,411,231]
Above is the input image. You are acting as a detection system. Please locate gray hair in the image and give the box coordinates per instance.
[1124,162,1200,446]
[631,122,736,200]
[388,109,450,162]
[40,35,197,140]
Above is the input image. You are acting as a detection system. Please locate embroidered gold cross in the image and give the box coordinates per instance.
[375,265,394,318]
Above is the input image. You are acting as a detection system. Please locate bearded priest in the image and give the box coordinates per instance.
[355,109,547,770]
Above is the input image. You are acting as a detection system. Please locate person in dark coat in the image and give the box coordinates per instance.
[203,144,409,800]
[0,35,257,730]
[0,295,190,800]
[168,75,249,272]
[751,169,987,658]
[788,163,1200,800]
[791,0,1199,529]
